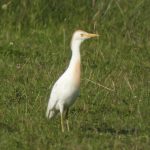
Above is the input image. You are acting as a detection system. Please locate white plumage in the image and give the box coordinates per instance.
[46,30,98,132]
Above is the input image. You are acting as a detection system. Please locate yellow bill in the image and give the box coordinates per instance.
[82,33,99,38]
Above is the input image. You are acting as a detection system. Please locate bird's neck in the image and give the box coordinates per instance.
[68,41,81,86]
[69,41,81,70]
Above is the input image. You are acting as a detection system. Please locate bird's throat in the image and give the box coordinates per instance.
[69,49,81,87]
[73,58,81,87]
[68,40,82,87]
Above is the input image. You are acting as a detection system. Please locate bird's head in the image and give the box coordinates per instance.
[71,30,99,50]
[72,30,99,42]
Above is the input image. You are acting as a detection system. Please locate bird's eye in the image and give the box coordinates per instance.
[80,34,84,37]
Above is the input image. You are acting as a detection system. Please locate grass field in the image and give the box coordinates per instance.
[0,0,150,149]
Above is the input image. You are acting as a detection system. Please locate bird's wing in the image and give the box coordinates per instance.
[46,70,78,117]
[46,81,59,117]
[46,72,67,117]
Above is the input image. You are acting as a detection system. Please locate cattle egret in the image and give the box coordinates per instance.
[46,30,98,132]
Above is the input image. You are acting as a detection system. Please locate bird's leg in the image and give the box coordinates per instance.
[59,105,65,132]
[60,113,64,132]
[65,108,70,132]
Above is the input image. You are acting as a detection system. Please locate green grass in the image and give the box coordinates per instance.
[0,0,150,149]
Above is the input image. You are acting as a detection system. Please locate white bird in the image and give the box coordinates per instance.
[46,30,98,132]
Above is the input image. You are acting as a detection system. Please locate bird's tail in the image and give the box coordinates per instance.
[46,108,55,119]
[46,96,57,119]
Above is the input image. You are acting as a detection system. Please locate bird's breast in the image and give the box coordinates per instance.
[72,59,81,88]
